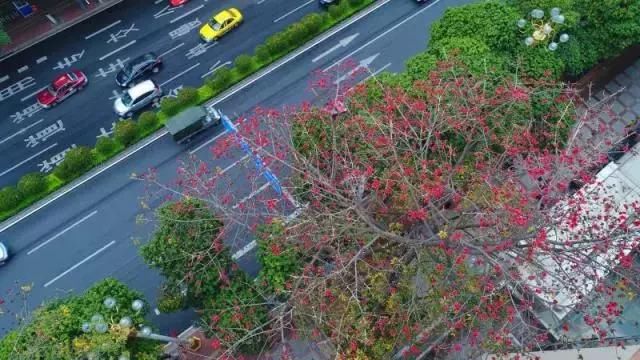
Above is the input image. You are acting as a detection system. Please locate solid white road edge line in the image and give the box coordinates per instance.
[324,0,442,72]
[0,0,390,233]
[27,210,98,255]
[85,20,122,40]
[160,62,200,87]
[20,85,47,102]
[0,130,168,233]
[273,0,314,23]
[99,40,137,61]
[44,240,116,287]
[169,4,204,24]
[0,119,44,145]
[0,143,57,177]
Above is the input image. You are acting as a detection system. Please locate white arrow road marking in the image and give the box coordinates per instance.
[334,53,380,84]
[312,33,359,63]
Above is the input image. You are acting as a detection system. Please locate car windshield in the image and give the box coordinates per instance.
[209,20,222,30]
[46,85,57,94]
[121,92,133,106]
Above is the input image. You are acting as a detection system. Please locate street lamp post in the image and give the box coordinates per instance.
[81,297,201,359]
[517,7,570,51]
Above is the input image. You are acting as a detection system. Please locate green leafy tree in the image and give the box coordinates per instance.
[17,173,47,197]
[114,119,139,146]
[0,279,160,360]
[140,198,229,308]
[53,146,95,181]
[256,219,302,295]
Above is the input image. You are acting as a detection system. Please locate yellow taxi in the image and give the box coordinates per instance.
[199,8,243,43]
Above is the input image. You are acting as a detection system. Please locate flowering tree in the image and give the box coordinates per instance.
[142,56,638,358]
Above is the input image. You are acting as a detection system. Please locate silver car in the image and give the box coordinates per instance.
[0,242,8,264]
[113,79,162,118]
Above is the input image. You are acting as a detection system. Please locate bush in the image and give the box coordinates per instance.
[285,23,309,47]
[157,290,185,313]
[429,37,509,77]
[430,1,520,53]
[17,173,47,197]
[114,119,139,146]
[254,44,271,63]
[176,86,199,107]
[0,186,23,211]
[160,96,181,116]
[53,146,95,181]
[348,0,364,6]
[516,45,565,79]
[95,136,117,155]
[234,54,255,75]
[405,52,437,82]
[206,66,233,92]
[301,13,325,35]
[265,32,290,55]
[138,111,158,131]
[328,3,346,20]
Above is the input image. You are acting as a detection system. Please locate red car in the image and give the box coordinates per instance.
[37,70,87,108]
[169,0,188,7]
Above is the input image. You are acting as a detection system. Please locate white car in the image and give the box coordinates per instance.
[0,242,8,264]
[113,79,162,118]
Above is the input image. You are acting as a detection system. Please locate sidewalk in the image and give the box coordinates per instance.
[164,326,335,360]
[0,0,122,61]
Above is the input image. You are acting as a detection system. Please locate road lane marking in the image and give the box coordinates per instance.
[159,42,185,57]
[99,40,136,61]
[233,182,271,209]
[160,62,200,87]
[274,0,314,23]
[28,210,98,255]
[20,85,47,102]
[200,60,231,79]
[36,56,48,64]
[85,20,122,40]
[189,128,228,154]
[0,0,391,233]
[0,118,44,145]
[154,0,163,4]
[0,75,8,83]
[325,0,442,72]
[358,62,391,85]
[17,65,28,73]
[169,4,204,24]
[0,143,57,177]
[44,240,116,287]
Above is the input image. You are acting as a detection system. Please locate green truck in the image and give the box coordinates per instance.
[164,105,221,144]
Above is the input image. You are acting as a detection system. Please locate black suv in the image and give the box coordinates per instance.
[116,52,162,88]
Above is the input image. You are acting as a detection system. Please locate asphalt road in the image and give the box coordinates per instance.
[0,0,474,337]
[0,0,320,187]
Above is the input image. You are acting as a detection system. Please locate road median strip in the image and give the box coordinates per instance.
[0,0,388,230]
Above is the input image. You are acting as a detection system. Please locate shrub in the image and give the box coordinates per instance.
[405,52,437,82]
[157,290,185,313]
[234,54,255,75]
[160,96,181,116]
[516,45,565,79]
[0,186,22,211]
[114,119,139,146]
[176,86,198,107]
[328,3,345,20]
[138,111,158,131]
[17,173,47,197]
[265,32,290,55]
[301,13,325,35]
[430,1,520,53]
[206,66,233,92]
[556,31,600,79]
[429,37,509,77]
[286,23,309,47]
[95,136,117,155]
[348,0,364,6]
[53,146,95,181]
[254,44,271,63]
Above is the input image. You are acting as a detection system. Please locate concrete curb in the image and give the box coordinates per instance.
[0,0,124,62]
[0,0,390,233]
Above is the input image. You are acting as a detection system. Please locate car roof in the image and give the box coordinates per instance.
[127,80,157,98]
[214,10,234,23]
[52,73,71,89]
[132,52,157,65]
